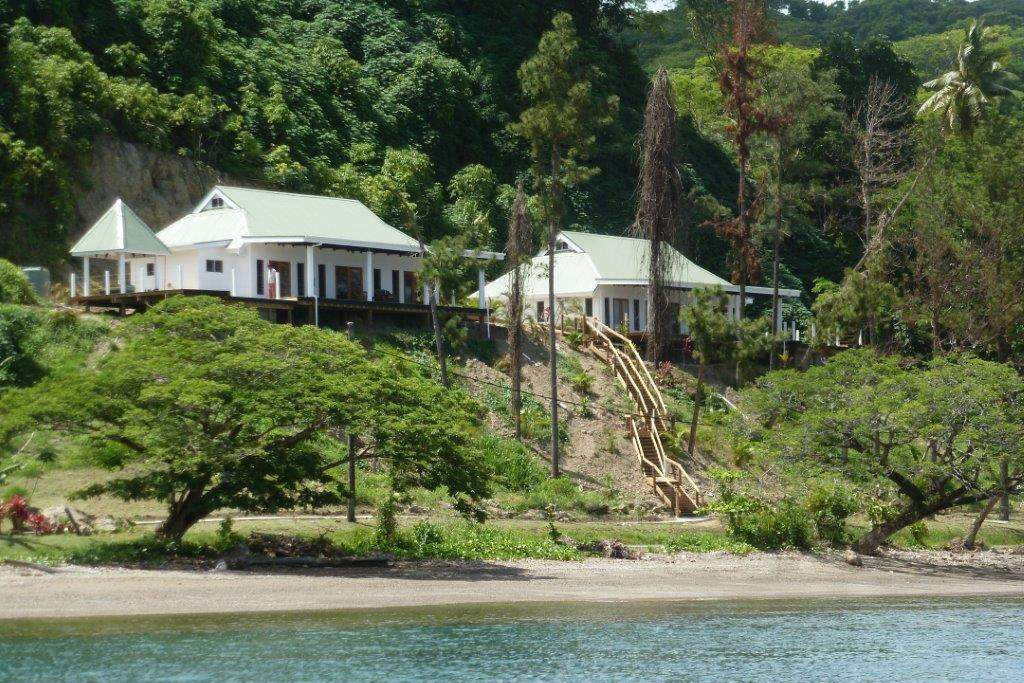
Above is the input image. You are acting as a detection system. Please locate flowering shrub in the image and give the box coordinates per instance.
[27,512,54,535]
[0,494,31,532]
[0,494,53,534]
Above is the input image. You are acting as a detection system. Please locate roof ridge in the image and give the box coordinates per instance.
[217,185,361,205]
[561,229,646,243]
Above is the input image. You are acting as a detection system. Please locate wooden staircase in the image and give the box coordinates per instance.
[582,317,702,516]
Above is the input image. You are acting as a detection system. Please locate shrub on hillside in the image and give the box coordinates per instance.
[0,260,36,304]
[0,305,43,386]
[705,470,814,551]
[479,433,547,492]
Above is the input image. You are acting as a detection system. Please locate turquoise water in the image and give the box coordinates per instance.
[1,597,1022,682]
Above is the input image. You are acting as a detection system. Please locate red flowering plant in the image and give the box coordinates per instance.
[0,494,53,534]
[0,493,31,533]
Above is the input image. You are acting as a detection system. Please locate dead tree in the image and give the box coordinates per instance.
[849,77,920,269]
[506,182,534,441]
[710,0,773,319]
[632,67,684,363]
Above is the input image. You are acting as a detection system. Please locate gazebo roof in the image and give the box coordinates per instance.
[70,199,169,257]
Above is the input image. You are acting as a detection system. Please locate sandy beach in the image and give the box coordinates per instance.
[1,549,1021,620]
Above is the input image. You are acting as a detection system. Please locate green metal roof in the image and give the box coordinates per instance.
[155,186,422,252]
[560,231,731,287]
[157,208,248,249]
[225,186,419,249]
[70,199,169,256]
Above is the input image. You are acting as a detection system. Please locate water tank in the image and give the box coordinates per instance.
[21,267,51,297]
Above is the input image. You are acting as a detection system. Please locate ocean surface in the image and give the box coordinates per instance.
[1,596,1022,682]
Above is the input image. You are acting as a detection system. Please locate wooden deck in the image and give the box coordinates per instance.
[71,289,488,327]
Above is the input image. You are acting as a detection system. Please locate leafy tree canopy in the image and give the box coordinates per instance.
[742,349,1024,552]
[0,296,491,538]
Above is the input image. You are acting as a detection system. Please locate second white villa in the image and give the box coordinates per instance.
[69,186,500,324]
[481,230,801,336]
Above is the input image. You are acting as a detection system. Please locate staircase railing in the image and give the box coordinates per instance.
[583,316,702,513]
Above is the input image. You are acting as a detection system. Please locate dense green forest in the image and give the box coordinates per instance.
[2,0,1024,304]
[634,0,1024,70]
[0,1,648,266]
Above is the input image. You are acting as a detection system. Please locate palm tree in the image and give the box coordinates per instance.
[918,20,1019,137]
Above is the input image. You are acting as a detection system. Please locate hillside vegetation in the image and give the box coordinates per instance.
[633,0,1024,70]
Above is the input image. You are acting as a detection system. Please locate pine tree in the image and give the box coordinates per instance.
[512,12,618,476]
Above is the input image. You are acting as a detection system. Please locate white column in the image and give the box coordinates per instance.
[137,266,145,292]
[423,281,430,305]
[117,253,126,294]
[230,268,237,297]
[176,264,183,290]
[364,251,374,301]
[155,258,163,291]
[70,273,77,299]
[305,245,316,298]
[104,270,111,295]
[398,270,406,303]
[477,267,486,309]
[82,257,91,297]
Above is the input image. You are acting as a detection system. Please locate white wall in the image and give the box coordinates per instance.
[513,286,727,334]
[241,244,424,301]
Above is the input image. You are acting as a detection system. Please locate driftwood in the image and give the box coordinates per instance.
[223,555,393,570]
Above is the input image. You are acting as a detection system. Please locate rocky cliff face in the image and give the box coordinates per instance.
[72,137,244,238]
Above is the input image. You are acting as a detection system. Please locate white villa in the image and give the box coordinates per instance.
[69,186,499,324]
[481,230,800,335]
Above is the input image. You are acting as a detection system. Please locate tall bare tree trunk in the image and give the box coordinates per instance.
[507,183,532,442]
[964,495,1000,550]
[999,458,1011,521]
[687,364,704,458]
[737,166,749,321]
[633,68,681,364]
[770,140,783,371]
[417,232,449,389]
[548,146,562,477]
[511,265,524,441]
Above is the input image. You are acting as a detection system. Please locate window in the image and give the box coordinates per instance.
[373,268,382,295]
[256,259,264,295]
[146,263,155,277]
[210,196,225,209]
[585,298,593,317]
[205,259,223,273]
[391,270,400,300]
[603,297,610,325]
[296,262,306,297]
[536,301,545,319]
[317,264,326,299]
[633,299,640,331]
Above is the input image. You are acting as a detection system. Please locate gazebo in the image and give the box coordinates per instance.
[69,199,169,297]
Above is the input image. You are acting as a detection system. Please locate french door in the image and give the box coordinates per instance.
[335,266,364,300]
